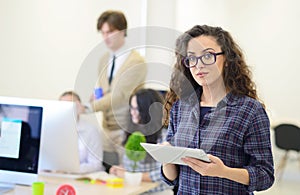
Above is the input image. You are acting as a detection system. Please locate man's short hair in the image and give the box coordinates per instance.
[97,10,127,36]
[60,91,81,102]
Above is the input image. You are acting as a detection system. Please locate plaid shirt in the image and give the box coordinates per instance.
[161,92,274,195]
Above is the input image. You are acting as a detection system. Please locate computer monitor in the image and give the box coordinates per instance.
[38,100,81,173]
[0,96,43,189]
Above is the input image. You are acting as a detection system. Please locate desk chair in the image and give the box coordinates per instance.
[273,123,300,180]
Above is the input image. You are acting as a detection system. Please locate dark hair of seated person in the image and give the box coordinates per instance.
[123,89,165,162]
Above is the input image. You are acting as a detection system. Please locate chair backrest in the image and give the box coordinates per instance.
[274,124,300,151]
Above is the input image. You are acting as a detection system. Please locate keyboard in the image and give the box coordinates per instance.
[38,171,84,179]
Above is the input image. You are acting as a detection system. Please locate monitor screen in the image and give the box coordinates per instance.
[0,96,43,186]
[38,100,81,173]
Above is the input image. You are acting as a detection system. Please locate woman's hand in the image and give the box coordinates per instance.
[182,154,250,185]
[160,141,171,146]
[109,165,125,178]
[181,154,227,178]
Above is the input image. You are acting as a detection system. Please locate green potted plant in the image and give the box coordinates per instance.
[124,131,146,185]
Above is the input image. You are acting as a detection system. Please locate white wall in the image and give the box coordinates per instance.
[226,0,300,125]
[175,0,229,31]
[1,0,299,125]
[0,0,145,100]
[143,0,177,91]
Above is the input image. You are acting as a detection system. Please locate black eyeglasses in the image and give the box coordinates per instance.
[183,51,224,68]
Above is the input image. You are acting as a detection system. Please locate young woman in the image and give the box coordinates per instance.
[110,88,173,195]
[162,25,274,194]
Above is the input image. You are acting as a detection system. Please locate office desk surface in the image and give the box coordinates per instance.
[5,175,158,195]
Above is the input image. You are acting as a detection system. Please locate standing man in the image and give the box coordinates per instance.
[91,10,147,172]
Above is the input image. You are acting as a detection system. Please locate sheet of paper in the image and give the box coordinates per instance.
[0,118,22,158]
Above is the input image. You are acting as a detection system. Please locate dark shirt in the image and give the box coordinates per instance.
[200,106,212,123]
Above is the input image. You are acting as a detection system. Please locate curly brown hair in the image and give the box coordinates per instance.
[163,25,262,126]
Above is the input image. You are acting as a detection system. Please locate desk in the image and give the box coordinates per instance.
[5,175,158,195]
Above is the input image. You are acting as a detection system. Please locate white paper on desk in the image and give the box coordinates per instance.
[73,171,118,182]
[140,143,211,165]
[83,171,117,180]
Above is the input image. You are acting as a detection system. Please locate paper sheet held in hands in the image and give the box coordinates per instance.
[140,143,211,165]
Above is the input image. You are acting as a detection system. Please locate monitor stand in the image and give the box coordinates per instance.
[0,182,15,194]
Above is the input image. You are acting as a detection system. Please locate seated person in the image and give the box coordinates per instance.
[109,88,173,194]
[59,91,103,173]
